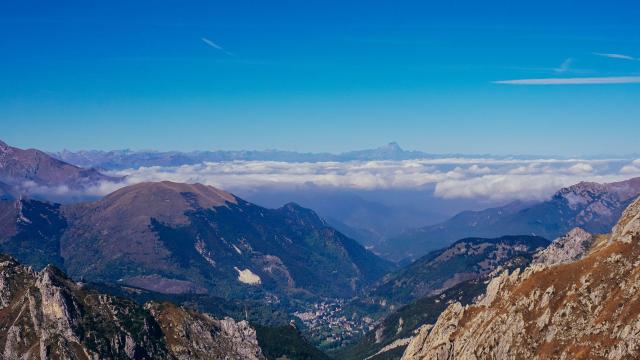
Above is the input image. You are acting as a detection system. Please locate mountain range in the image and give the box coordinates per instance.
[245,188,448,249]
[336,234,549,359]
[51,142,552,170]
[0,181,392,303]
[5,138,640,359]
[401,195,640,359]
[50,142,426,169]
[340,227,594,360]
[381,177,640,261]
[365,235,549,309]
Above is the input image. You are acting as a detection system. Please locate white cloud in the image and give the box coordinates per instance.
[494,76,640,85]
[594,53,636,61]
[567,162,594,174]
[620,159,640,174]
[201,37,234,56]
[64,158,634,202]
[433,173,626,201]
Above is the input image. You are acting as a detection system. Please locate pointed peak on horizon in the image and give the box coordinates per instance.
[380,142,403,151]
[0,139,10,151]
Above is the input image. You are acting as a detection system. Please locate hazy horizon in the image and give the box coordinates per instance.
[2,1,640,155]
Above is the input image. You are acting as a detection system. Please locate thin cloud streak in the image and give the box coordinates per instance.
[554,58,573,73]
[201,37,234,56]
[594,53,636,61]
[494,76,640,85]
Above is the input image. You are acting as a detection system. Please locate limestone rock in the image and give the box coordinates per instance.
[0,254,265,360]
[402,196,640,360]
[532,227,594,267]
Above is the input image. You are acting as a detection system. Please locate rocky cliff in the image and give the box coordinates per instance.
[0,254,264,360]
[401,196,640,360]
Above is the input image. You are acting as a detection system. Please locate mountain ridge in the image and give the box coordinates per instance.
[0,139,120,200]
[401,195,640,359]
[50,142,560,170]
[0,181,392,302]
[383,177,640,261]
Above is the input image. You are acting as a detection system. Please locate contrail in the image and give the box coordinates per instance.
[201,37,234,56]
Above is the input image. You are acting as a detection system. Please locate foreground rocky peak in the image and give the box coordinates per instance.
[0,254,264,360]
[402,196,640,360]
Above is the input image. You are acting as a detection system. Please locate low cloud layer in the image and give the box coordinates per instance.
[70,158,640,202]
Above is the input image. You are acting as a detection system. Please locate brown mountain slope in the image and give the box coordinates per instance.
[2,181,391,300]
[61,181,237,281]
[0,139,119,197]
[402,196,640,360]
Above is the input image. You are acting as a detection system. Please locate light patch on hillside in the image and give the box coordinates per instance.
[234,267,261,285]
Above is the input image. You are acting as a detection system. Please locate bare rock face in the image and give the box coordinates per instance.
[401,196,640,360]
[147,302,264,360]
[0,256,170,359]
[0,254,265,360]
[532,227,594,267]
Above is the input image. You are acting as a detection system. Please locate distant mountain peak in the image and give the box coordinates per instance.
[279,202,327,227]
[0,139,120,199]
[380,142,403,152]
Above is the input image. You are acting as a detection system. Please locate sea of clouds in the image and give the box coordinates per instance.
[62,157,640,202]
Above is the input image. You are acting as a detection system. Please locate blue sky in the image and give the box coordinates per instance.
[1,0,639,155]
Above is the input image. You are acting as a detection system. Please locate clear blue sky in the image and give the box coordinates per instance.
[1,0,639,155]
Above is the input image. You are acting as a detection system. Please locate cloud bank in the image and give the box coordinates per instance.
[69,158,640,202]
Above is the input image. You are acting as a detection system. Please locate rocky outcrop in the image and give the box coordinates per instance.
[0,254,265,360]
[147,302,264,360]
[401,196,640,360]
[532,227,594,267]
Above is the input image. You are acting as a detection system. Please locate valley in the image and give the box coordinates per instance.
[1,139,640,359]
[3,2,638,358]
